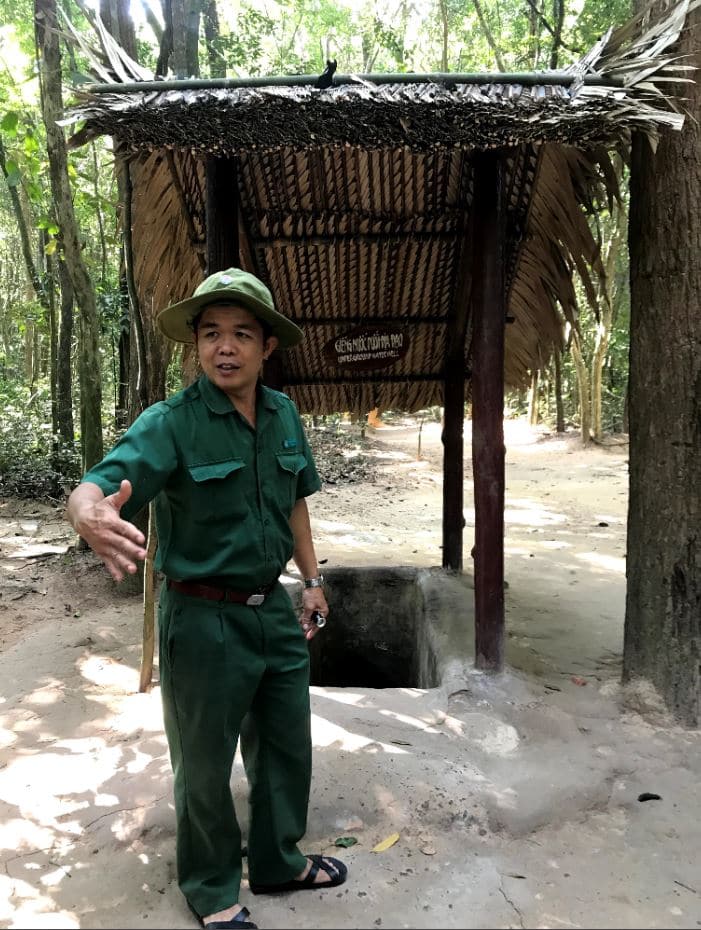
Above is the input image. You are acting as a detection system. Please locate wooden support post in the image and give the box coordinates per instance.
[471,152,506,671]
[442,369,466,570]
[139,502,158,692]
[205,156,239,273]
[442,196,472,571]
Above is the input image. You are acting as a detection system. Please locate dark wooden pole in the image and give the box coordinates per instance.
[205,156,239,273]
[471,151,506,671]
[441,205,472,570]
[442,367,466,570]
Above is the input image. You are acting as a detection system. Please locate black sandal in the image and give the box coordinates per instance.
[188,902,257,929]
[249,854,347,895]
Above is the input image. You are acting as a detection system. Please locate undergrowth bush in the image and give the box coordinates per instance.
[0,383,81,500]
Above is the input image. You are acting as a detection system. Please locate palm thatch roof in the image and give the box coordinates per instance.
[66,0,697,414]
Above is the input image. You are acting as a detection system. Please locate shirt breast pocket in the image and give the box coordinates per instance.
[275,452,307,511]
[187,458,248,523]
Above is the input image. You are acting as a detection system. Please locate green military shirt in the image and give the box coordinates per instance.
[82,376,321,588]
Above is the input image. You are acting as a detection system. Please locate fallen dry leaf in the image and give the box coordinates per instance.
[372,832,400,853]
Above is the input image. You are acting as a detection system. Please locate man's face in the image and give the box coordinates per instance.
[195,304,277,399]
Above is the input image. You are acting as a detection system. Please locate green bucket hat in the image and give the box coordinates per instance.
[156,268,304,348]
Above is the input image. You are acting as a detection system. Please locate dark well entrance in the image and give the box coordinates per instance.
[301,567,468,689]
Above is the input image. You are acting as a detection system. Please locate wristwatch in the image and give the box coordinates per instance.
[303,575,325,589]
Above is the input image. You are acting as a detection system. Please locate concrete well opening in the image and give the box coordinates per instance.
[307,567,445,689]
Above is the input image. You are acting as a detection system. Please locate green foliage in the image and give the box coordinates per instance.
[1,111,18,133]
[571,0,633,50]
[216,8,278,74]
[0,382,81,499]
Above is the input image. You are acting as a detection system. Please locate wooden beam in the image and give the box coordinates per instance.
[293,315,448,326]
[442,366,467,570]
[254,229,465,248]
[471,151,506,672]
[284,371,456,387]
[205,156,239,273]
[441,182,473,571]
[86,71,626,95]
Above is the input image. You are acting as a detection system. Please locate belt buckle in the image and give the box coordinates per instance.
[246,593,265,606]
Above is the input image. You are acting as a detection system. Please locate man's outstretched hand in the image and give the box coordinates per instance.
[68,479,148,582]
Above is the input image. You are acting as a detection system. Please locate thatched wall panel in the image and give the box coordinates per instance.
[121,137,608,411]
[130,151,204,320]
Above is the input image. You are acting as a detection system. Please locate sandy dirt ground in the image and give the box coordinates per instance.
[0,417,699,930]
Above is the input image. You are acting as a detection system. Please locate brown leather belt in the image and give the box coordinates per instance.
[167,578,277,606]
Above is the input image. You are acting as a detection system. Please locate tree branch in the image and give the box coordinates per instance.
[0,135,50,310]
[471,0,506,71]
[522,0,579,56]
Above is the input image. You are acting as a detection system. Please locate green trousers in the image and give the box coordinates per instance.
[158,582,312,917]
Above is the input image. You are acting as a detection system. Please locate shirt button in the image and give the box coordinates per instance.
[264,518,270,525]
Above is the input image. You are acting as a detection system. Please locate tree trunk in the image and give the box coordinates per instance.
[43,232,59,439]
[202,0,224,77]
[553,349,565,432]
[136,0,164,49]
[170,0,189,77]
[528,369,539,425]
[185,0,201,78]
[56,255,75,446]
[24,316,35,386]
[623,8,701,727]
[549,0,564,68]
[438,0,449,71]
[528,0,541,68]
[570,330,591,445]
[471,0,506,70]
[157,0,201,82]
[591,200,626,441]
[91,142,108,289]
[156,0,174,76]
[35,0,103,470]
[590,312,611,441]
[100,0,137,58]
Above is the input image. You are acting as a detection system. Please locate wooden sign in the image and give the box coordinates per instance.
[323,325,410,371]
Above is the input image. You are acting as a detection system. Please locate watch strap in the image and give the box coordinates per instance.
[304,575,325,588]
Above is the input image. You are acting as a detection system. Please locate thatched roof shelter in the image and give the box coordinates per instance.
[66,2,693,416]
[64,0,696,668]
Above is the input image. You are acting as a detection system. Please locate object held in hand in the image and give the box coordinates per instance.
[311,609,327,629]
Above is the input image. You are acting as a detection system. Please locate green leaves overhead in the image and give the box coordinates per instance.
[36,216,60,234]
[3,157,21,186]
[1,110,20,134]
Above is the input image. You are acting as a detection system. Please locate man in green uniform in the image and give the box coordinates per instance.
[66,269,347,930]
